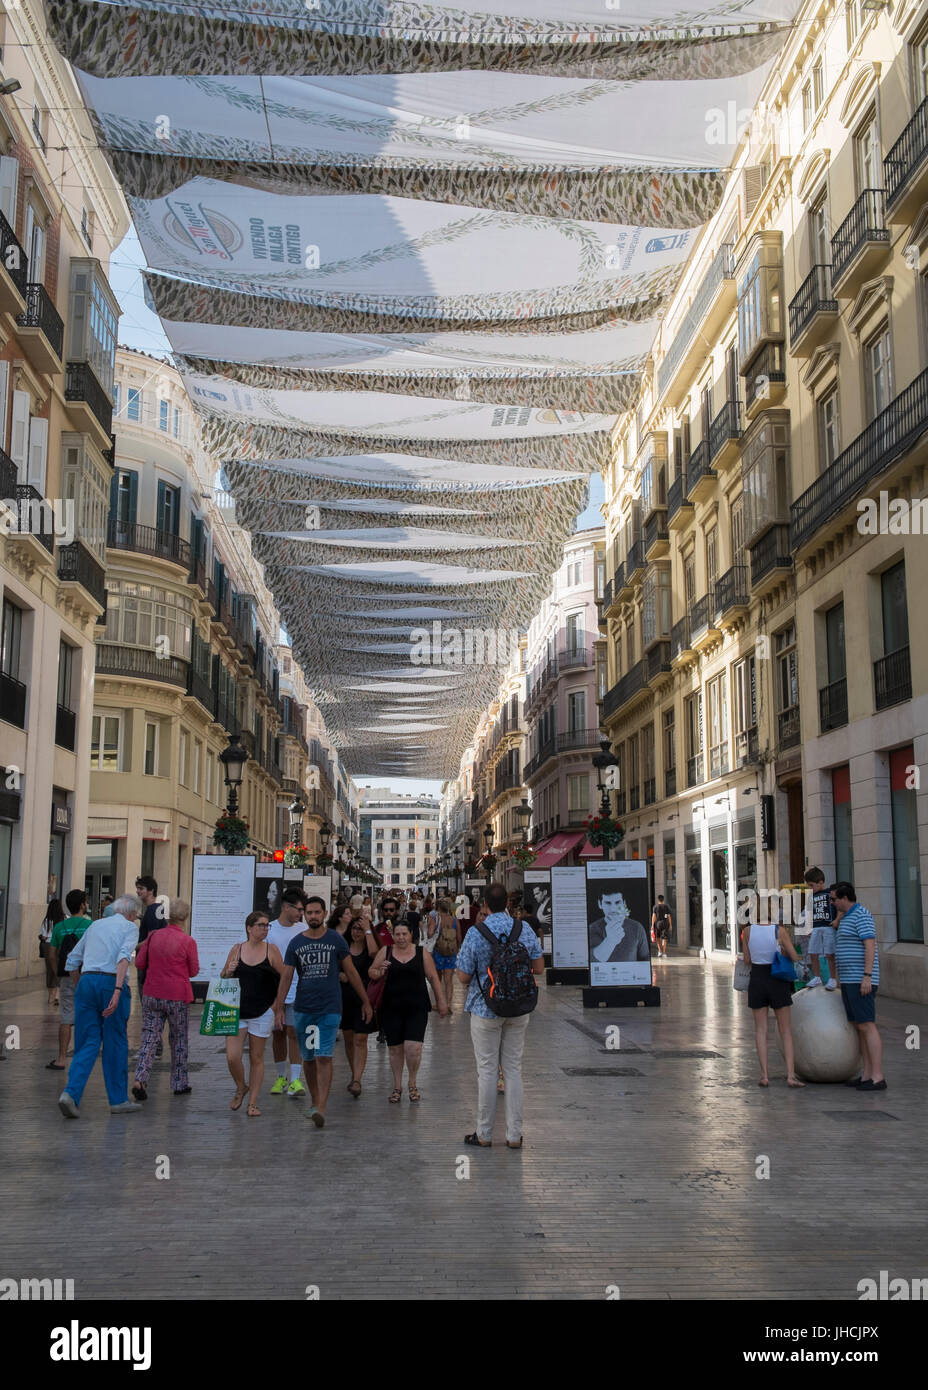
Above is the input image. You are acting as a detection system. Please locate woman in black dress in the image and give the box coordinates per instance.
[340,914,379,1097]
[220,911,283,1116]
[368,920,447,1103]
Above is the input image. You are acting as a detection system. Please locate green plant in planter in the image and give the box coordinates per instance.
[214,812,250,854]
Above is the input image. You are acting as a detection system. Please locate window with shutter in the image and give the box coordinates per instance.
[0,155,18,227]
[10,389,29,470]
[26,415,48,492]
[0,359,9,455]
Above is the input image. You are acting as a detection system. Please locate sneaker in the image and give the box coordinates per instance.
[807,977,822,988]
[270,1076,288,1095]
[109,1101,142,1114]
[286,1078,305,1097]
[824,978,837,990]
[58,1092,79,1119]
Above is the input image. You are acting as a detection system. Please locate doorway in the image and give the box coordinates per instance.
[85,840,118,918]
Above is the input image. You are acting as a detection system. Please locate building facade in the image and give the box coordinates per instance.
[600,0,927,999]
[0,1,128,979]
[86,348,291,911]
[358,787,439,889]
[523,528,606,861]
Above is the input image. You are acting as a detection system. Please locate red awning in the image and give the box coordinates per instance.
[532,830,587,867]
[579,838,604,858]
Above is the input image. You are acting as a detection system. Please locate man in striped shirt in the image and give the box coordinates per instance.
[831,882,886,1091]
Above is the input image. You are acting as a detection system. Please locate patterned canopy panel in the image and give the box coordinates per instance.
[53,0,801,777]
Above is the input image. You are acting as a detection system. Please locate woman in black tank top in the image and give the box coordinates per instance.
[220,912,283,1116]
[368,920,448,1102]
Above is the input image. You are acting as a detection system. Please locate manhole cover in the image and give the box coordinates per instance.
[562,1066,644,1077]
[825,1110,900,1121]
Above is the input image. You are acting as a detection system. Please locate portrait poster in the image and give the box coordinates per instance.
[523,868,552,951]
[586,860,652,985]
[254,862,285,918]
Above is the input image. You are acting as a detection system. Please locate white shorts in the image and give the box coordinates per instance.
[239,1006,274,1038]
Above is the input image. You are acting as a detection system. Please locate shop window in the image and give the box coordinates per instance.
[832,765,854,884]
[890,747,923,942]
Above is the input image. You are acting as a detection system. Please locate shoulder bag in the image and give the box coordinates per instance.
[366,945,393,1011]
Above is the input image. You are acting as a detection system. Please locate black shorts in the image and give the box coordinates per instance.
[380,1005,429,1046]
[748,963,793,1011]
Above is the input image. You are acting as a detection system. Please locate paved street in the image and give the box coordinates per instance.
[1,958,925,1301]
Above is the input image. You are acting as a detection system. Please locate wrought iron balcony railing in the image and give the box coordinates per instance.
[65,361,113,435]
[788,263,837,345]
[885,97,928,207]
[830,188,889,286]
[96,642,189,688]
[16,281,64,359]
[58,540,106,609]
[107,518,192,569]
[874,647,912,711]
[0,670,26,729]
[819,677,848,733]
[0,209,27,295]
[55,703,76,751]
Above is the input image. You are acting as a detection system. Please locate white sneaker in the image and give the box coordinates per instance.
[824,978,837,990]
[807,977,822,988]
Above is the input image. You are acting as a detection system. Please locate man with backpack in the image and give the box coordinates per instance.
[455,881,544,1149]
[651,895,673,958]
[46,890,93,1071]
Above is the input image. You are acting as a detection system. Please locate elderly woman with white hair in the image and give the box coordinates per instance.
[58,894,144,1119]
[131,898,200,1100]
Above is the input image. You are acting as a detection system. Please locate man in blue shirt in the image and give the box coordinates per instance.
[58,895,143,1118]
[273,896,372,1127]
[831,881,886,1090]
[456,882,544,1149]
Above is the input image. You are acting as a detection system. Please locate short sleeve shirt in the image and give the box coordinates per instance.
[50,916,92,950]
[456,915,543,1020]
[835,904,879,985]
[285,929,349,1015]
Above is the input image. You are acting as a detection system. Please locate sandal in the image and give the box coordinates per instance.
[464,1132,491,1147]
[506,1139,523,1149]
[132,1083,148,1101]
[347,1081,362,1098]
[46,1060,65,1070]
[230,1090,246,1111]
[408,1086,421,1103]
[389,1089,402,1103]
[497,1077,505,1093]
[247,1102,261,1117]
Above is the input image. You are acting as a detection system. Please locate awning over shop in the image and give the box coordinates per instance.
[532,830,586,867]
[579,838,604,858]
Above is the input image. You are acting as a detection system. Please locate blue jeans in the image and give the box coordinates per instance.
[66,973,131,1105]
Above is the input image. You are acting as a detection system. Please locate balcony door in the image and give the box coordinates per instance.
[565,611,583,656]
[881,562,909,658]
[156,480,180,536]
[567,690,586,734]
[110,470,138,540]
[855,111,882,193]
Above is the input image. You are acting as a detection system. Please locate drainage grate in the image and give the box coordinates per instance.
[562,1066,644,1077]
[646,1049,723,1059]
[825,1110,900,1121]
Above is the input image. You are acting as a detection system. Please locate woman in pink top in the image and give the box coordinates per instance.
[132,898,200,1100]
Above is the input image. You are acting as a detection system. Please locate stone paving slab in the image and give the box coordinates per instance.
[1,958,926,1300]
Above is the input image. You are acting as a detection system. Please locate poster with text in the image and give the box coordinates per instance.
[523,868,552,949]
[302,873,332,912]
[586,860,652,985]
[191,854,256,982]
[550,866,587,968]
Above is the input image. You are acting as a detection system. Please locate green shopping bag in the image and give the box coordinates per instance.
[199,977,240,1036]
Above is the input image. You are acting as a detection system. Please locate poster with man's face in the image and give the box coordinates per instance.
[586,861,651,985]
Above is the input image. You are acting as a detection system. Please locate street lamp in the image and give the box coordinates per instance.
[219,732,248,817]
[482,824,494,884]
[335,835,346,893]
[288,797,305,845]
[513,797,532,847]
[592,733,620,860]
[453,847,462,892]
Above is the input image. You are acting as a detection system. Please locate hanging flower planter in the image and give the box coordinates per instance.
[316,852,334,868]
[512,843,537,869]
[213,812,250,854]
[283,842,311,868]
[583,814,625,850]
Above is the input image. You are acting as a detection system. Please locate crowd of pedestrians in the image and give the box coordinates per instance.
[47,864,888,1132]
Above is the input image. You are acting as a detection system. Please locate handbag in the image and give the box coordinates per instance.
[199,977,240,1035]
[733,957,751,992]
[366,945,393,1011]
[770,927,797,982]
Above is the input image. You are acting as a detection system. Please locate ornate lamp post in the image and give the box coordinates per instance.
[319,818,333,886]
[219,732,248,817]
[288,796,305,846]
[335,834,346,894]
[592,733,621,861]
[482,824,495,884]
[453,847,462,894]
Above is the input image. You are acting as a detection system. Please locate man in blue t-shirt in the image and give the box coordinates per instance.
[274,896,372,1127]
[831,881,885,1091]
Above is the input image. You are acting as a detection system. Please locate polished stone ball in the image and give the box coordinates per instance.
[777,985,862,1082]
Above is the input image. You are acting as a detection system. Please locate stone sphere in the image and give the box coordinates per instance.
[776,986,861,1082]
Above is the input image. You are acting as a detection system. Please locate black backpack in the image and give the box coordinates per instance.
[55,929,80,977]
[474,922,538,1018]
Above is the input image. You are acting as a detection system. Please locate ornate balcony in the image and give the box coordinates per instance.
[790,366,928,553]
[830,189,890,296]
[686,438,716,503]
[788,264,838,357]
[884,97,928,222]
[10,484,54,556]
[819,677,848,733]
[874,647,911,711]
[644,508,669,559]
[625,538,645,585]
[714,564,749,624]
[777,706,801,751]
[708,398,742,470]
[689,594,719,651]
[0,209,27,314]
[670,614,693,664]
[107,518,192,569]
[96,642,189,688]
[186,667,217,717]
[16,282,64,374]
[558,645,591,670]
[58,540,106,611]
[750,525,793,593]
[646,640,672,688]
[602,659,647,719]
[657,243,735,405]
[744,341,787,418]
[0,446,16,500]
[65,361,113,445]
[667,473,694,531]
